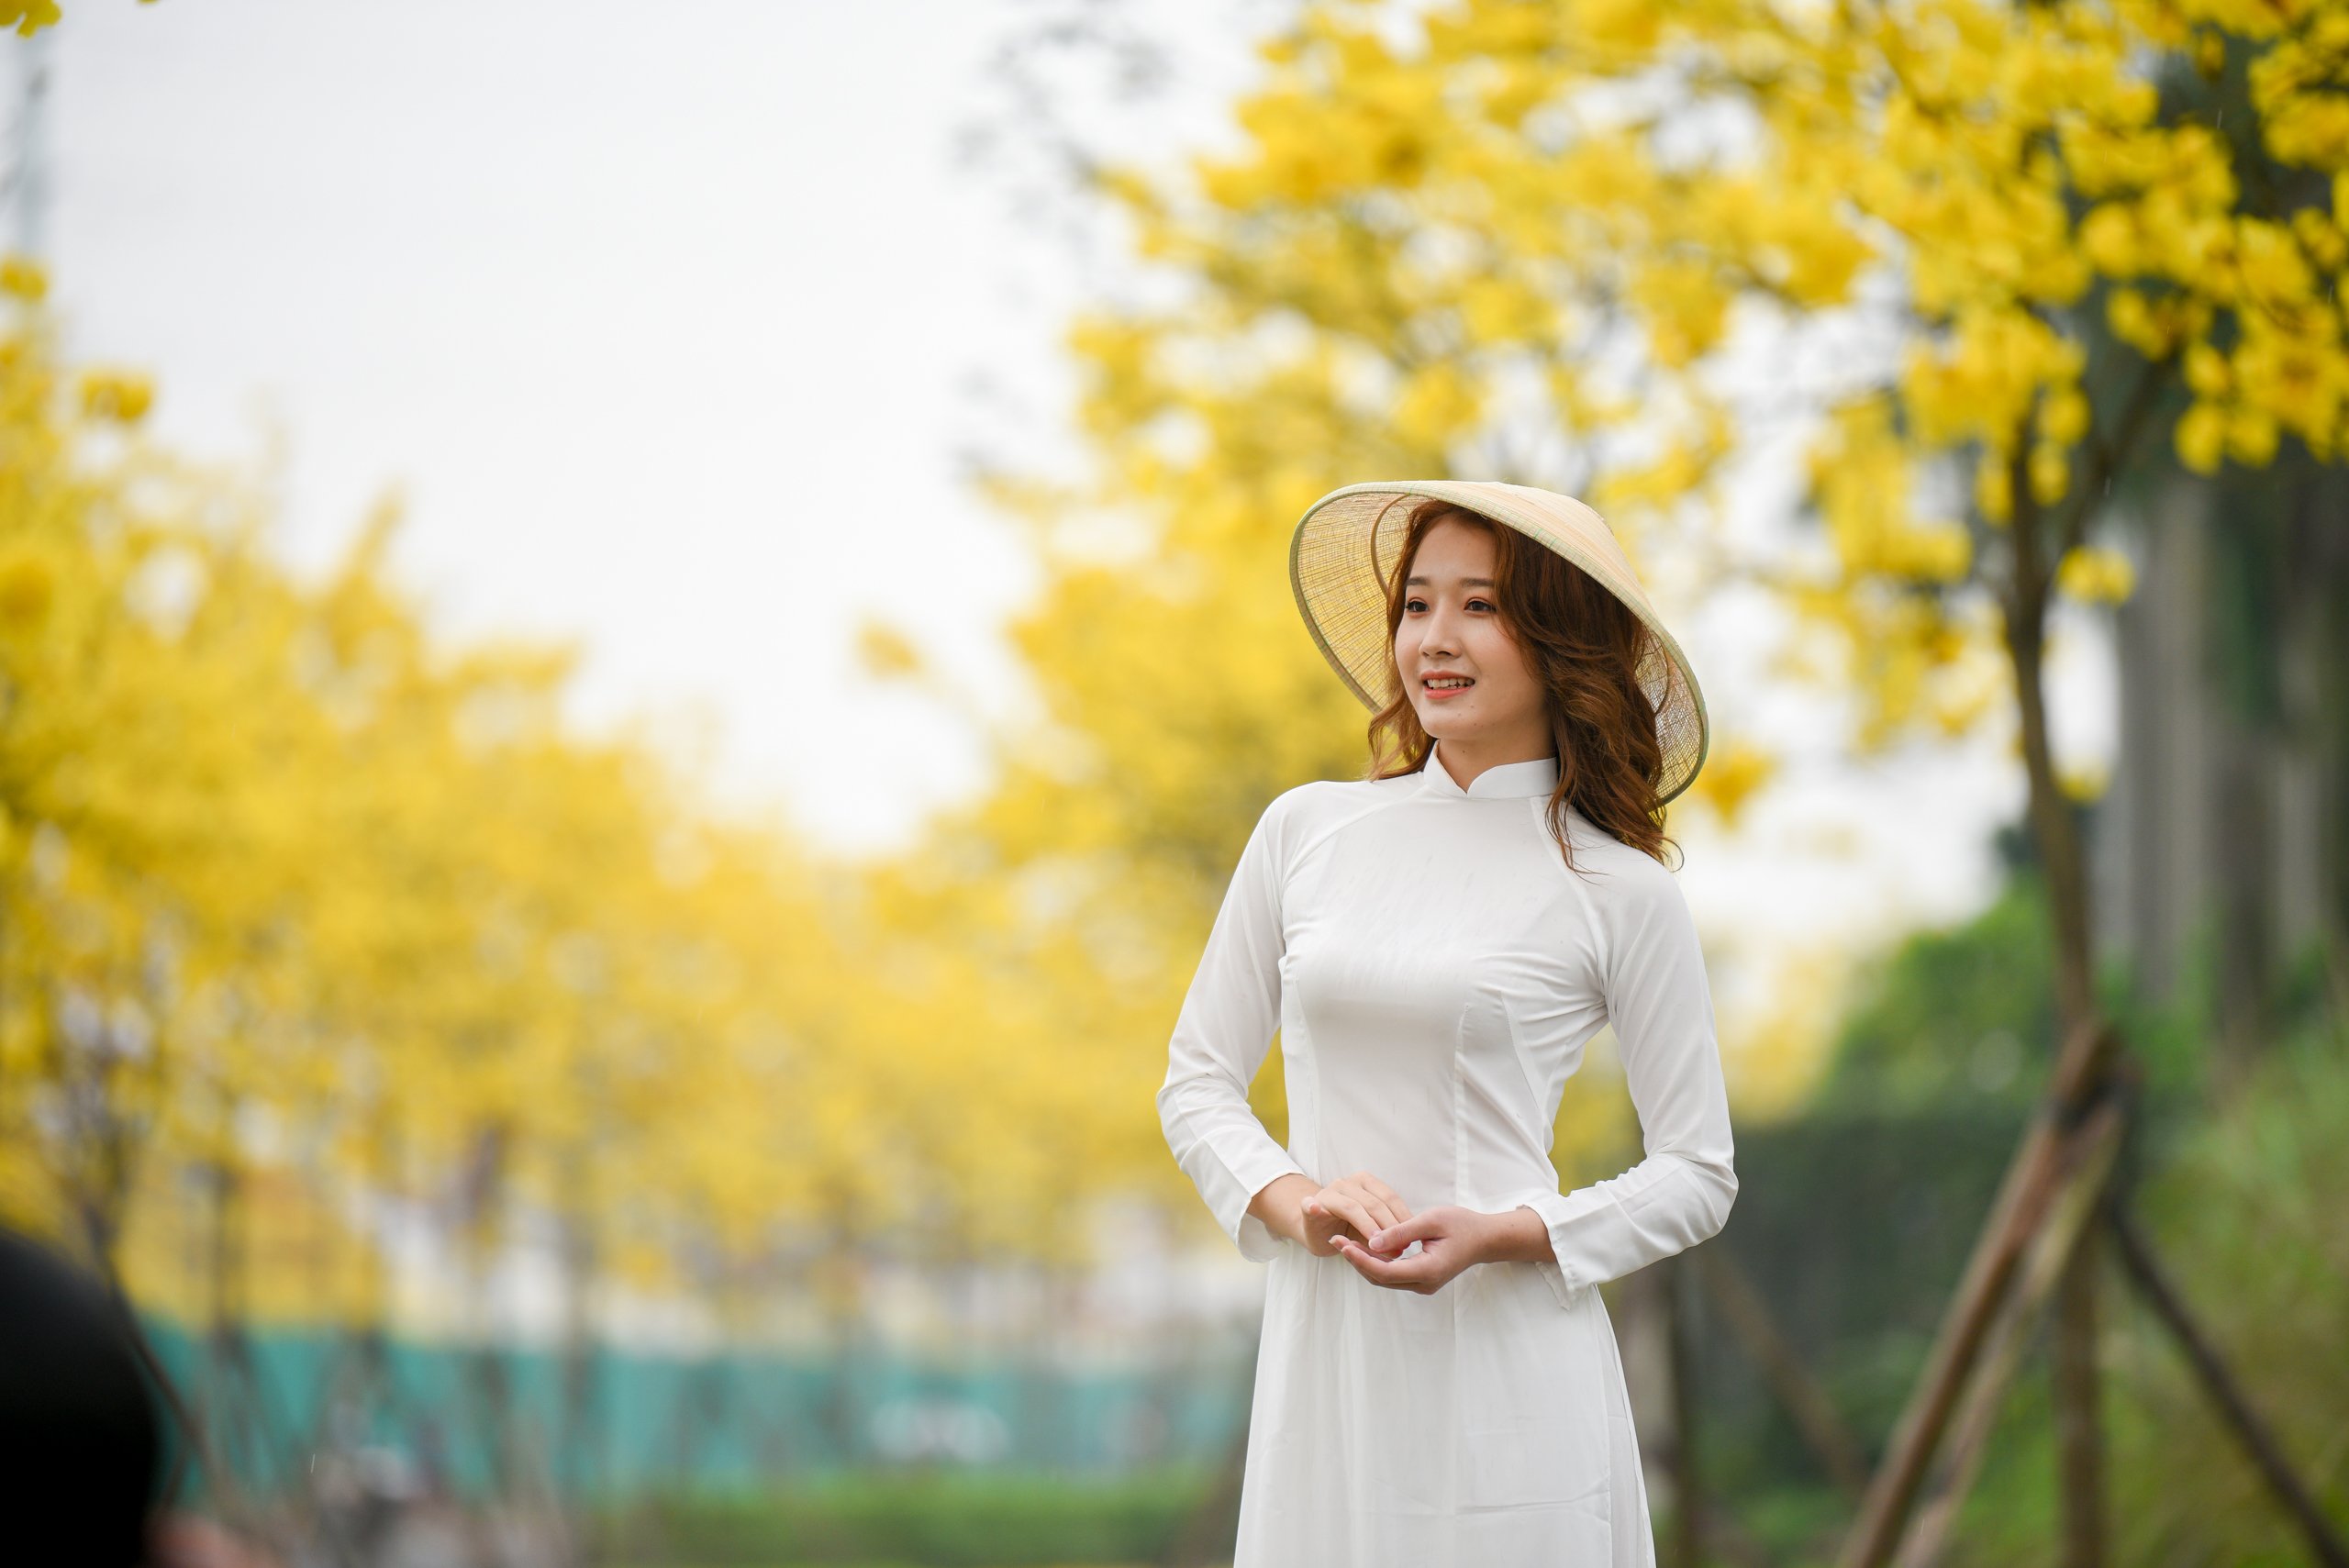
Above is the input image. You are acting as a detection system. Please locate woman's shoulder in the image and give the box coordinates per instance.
[1251,769,1419,851]
[1555,806,1689,906]
[1264,769,1417,820]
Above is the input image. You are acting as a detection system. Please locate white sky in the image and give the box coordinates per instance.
[28,0,2121,1064]
[36,0,1221,855]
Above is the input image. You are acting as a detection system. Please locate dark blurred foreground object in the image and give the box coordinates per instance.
[0,1225,164,1565]
[146,1514,282,1568]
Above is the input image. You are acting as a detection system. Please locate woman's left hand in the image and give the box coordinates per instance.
[1329,1206,1497,1295]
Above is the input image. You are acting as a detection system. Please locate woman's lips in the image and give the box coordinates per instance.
[1423,678,1474,701]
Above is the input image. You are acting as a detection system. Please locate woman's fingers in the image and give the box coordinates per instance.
[1359,1176,1414,1223]
[1323,1192,1385,1244]
[1365,1212,1433,1251]
[1334,1175,1411,1238]
[1311,1178,1420,1256]
[1331,1234,1445,1293]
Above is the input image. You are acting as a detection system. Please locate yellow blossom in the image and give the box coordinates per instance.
[0,255,46,301]
[2054,545,2137,604]
[78,370,154,424]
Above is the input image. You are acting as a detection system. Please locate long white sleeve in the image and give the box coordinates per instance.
[1517,862,1738,1308]
[1157,797,1310,1262]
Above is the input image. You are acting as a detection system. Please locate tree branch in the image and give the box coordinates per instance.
[2054,354,2173,571]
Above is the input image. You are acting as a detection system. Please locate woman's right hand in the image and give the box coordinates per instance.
[1297,1171,1415,1259]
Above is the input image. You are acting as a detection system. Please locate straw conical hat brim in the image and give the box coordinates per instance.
[1288,479,1710,806]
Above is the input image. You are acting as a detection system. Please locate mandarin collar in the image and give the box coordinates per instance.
[1419,740,1562,800]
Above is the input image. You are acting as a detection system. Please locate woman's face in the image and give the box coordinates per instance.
[1393,516,1550,752]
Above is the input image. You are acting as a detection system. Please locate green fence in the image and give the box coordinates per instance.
[141,1318,1256,1507]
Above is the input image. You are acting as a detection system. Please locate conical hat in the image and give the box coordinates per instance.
[1288,479,1710,806]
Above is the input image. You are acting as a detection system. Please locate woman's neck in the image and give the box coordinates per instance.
[1431,733,1556,792]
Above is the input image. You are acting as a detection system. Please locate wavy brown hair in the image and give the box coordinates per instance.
[1366,498,1682,873]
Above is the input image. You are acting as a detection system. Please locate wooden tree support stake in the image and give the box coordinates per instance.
[2104,1197,2349,1568]
[1833,1018,2121,1568]
[1839,1011,2347,1568]
[1894,1096,2126,1568]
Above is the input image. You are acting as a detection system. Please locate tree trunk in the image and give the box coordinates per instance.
[2051,1239,2106,1568]
[2004,485,2099,1040]
[2004,467,2106,1568]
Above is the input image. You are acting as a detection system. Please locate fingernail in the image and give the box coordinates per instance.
[1369,1231,1386,1248]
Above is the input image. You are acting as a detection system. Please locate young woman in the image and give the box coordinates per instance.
[1157,480,1736,1567]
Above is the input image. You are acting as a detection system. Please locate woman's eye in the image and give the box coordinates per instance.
[1468,598,1495,612]
[1404,598,1426,612]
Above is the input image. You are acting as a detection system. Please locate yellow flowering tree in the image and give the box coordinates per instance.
[985,0,2349,1040]
[870,0,2349,1556]
[926,0,2349,1156]
[0,259,994,1508]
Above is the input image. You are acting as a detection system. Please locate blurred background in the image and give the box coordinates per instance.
[0,1,2342,1565]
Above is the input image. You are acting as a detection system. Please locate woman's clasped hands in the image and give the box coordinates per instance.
[1279,1170,1495,1296]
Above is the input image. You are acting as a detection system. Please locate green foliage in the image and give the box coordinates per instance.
[594,1467,1210,1567]
[2111,1021,2349,1558]
[1812,871,2060,1115]
[1809,854,2253,1118]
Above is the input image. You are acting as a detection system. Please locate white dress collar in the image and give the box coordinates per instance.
[1419,739,1562,800]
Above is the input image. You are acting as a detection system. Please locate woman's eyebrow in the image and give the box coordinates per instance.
[1404,575,1497,587]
